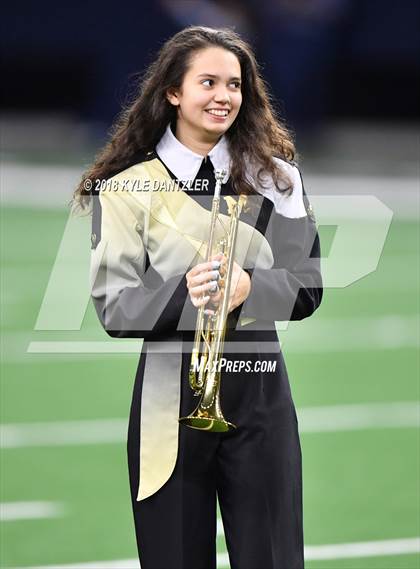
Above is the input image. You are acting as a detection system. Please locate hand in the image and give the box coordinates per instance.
[186,253,224,309]
[186,253,251,314]
[224,260,252,313]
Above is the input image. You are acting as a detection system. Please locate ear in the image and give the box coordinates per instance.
[166,87,180,107]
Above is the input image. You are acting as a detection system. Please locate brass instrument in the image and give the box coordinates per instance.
[179,169,247,432]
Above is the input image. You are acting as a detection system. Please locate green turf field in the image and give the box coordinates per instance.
[1,204,419,568]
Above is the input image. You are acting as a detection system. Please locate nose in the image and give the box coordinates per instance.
[213,86,230,104]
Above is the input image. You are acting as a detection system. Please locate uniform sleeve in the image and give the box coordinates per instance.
[240,167,323,322]
[89,190,196,339]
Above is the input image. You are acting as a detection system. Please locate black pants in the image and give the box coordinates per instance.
[127,346,304,569]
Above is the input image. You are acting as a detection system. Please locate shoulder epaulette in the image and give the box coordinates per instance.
[295,167,316,223]
[91,189,102,249]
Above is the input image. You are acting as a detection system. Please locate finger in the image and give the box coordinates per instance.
[196,293,222,310]
[210,252,225,262]
[187,259,222,280]
[210,253,227,269]
[206,291,222,308]
[208,281,220,295]
[204,308,216,316]
[191,294,210,308]
[190,280,219,297]
[189,269,220,288]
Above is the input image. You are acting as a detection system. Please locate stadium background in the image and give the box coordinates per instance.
[1,1,419,567]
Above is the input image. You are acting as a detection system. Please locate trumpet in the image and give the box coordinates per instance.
[179,169,247,432]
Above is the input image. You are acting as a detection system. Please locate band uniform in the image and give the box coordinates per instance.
[90,123,323,569]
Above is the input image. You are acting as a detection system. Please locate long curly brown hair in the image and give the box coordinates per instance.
[72,25,296,213]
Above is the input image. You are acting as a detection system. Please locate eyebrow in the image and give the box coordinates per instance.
[197,73,241,81]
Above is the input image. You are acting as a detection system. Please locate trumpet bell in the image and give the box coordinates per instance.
[179,369,237,432]
[179,412,236,432]
[178,410,236,433]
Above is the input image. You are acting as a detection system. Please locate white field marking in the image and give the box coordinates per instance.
[297,401,420,432]
[26,341,143,354]
[6,560,141,569]
[1,314,418,364]
[22,314,420,357]
[7,537,420,568]
[303,537,420,560]
[0,501,65,521]
[0,419,127,448]
[279,313,420,352]
[2,160,419,217]
[1,402,418,449]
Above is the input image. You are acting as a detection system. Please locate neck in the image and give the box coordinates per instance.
[175,123,220,156]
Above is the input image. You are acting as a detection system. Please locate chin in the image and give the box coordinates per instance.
[202,121,229,135]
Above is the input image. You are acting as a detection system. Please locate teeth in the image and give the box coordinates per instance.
[207,109,228,117]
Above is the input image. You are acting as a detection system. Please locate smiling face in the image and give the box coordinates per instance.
[166,46,242,150]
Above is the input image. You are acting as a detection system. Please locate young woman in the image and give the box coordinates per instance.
[74,25,322,569]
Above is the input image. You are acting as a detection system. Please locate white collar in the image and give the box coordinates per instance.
[155,123,307,218]
[156,124,231,184]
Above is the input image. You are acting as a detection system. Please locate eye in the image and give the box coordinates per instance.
[230,81,241,89]
[202,79,214,87]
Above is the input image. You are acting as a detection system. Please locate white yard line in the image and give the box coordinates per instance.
[1,315,417,363]
[0,501,65,521]
[25,314,420,355]
[7,537,420,568]
[280,314,420,352]
[6,562,139,569]
[2,161,419,218]
[1,402,418,449]
[298,401,420,432]
[7,561,139,569]
[303,537,420,560]
[25,312,420,355]
[0,418,127,448]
